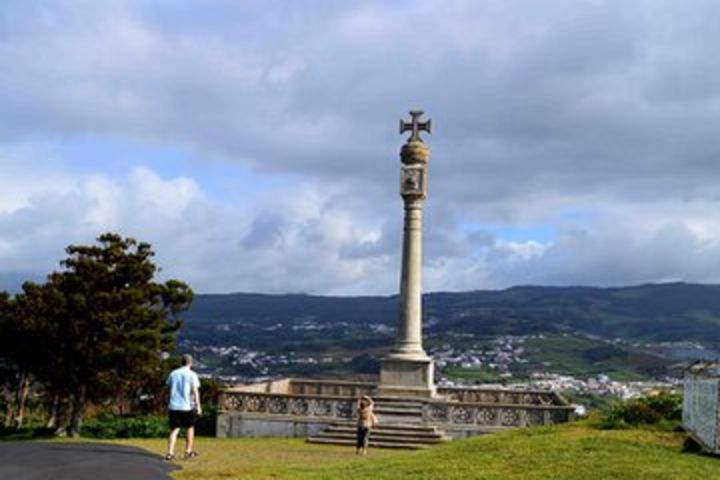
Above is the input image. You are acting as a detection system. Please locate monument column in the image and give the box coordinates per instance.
[378,111,436,398]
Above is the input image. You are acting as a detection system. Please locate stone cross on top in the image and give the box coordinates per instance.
[400,110,432,142]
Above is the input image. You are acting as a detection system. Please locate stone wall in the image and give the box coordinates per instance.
[217,414,335,438]
[683,362,720,454]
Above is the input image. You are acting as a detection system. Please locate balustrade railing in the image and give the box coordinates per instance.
[437,387,566,406]
[422,400,573,428]
[219,380,574,429]
[289,379,376,397]
[219,390,356,420]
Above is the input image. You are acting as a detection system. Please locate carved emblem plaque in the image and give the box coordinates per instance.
[400,165,426,196]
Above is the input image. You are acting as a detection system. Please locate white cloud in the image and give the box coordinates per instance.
[126,167,201,220]
[81,175,121,229]
[3,158,720,294]
[0,160,398,294]
[0,145,77,213]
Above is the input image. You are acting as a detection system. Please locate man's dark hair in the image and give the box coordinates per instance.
[181,354,192,366]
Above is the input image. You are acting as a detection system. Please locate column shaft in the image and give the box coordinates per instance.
[393,199,428,359]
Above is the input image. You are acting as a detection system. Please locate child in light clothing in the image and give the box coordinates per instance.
[356,395,378,455]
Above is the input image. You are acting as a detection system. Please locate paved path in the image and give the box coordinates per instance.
[0,442,179,480]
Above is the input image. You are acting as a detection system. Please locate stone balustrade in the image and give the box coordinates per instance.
[423,399,573,428]
[289,379,376,397]
[219,390,356,421]
[219,380,574,430]
[437,387,566,406]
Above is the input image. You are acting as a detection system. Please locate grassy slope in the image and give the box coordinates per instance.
[522,334,662,380]
[121,423,718,480]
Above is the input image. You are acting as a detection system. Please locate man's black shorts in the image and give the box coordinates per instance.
[168,410,196,429]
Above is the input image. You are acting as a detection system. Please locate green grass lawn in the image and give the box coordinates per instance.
[115,423,718,480]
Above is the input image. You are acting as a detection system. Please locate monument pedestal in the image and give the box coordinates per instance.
[378,356,436,398]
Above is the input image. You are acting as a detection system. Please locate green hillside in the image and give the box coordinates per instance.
[185,283,720,345]
[427,283,720,343]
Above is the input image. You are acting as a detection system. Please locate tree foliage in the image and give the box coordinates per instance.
[0,233,193,435]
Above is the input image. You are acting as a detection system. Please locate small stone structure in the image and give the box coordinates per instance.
[683,361,720,454]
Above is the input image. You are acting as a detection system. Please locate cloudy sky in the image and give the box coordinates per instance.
[2,0,720,295]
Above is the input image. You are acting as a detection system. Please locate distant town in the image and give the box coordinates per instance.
[181,324,715,413]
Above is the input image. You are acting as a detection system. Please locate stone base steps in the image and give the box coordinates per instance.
[307,422,450,450]
[373,397,424,424]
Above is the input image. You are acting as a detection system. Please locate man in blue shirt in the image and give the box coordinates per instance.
[165,354,202,461]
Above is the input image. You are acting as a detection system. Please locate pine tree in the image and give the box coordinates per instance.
[31,233,193,435]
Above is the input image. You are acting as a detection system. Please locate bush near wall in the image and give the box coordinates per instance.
[598,392,682,431]
[81,408,217,439]
[82,414,169,439]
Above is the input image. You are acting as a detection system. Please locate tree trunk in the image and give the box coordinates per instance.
[52,398,67,437]
[2,384,14,427]
[68,386,86,437]
[46,394,59,429]
[14,373,30,429]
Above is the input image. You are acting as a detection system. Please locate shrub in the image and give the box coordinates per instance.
[598,392,682,431]
[82,413,169,439]
[0,425,55,440]
[194,406,217,436]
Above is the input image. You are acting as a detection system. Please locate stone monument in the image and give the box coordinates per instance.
[216,111,575,446]
[378,110,436,398]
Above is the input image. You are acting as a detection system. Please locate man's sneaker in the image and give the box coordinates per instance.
[183,451,199,460]
[164,453,175,461]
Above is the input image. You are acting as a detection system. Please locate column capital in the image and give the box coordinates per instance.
[401,140,430,165]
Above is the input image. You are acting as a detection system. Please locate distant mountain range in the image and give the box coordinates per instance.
[184,283,720,345]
